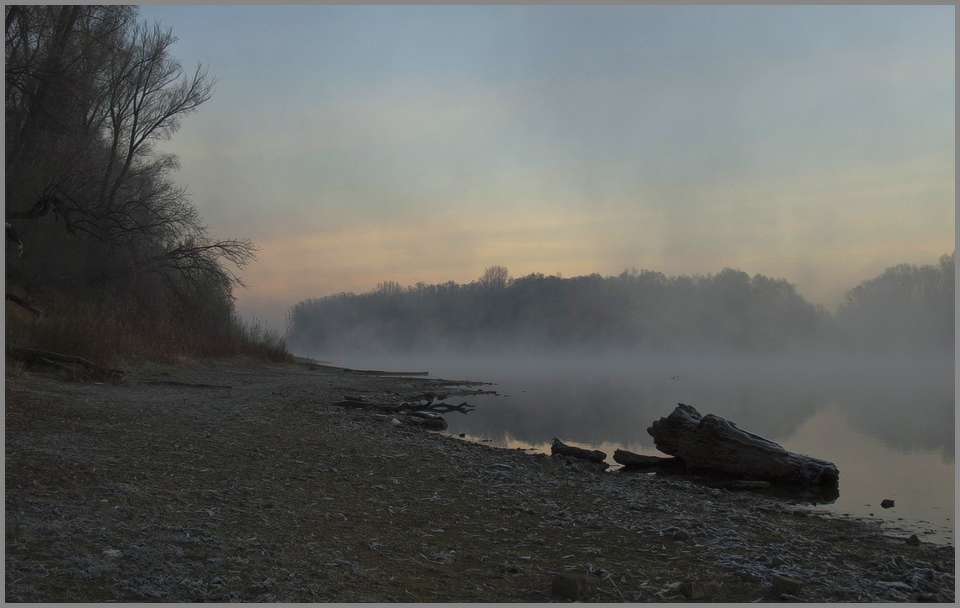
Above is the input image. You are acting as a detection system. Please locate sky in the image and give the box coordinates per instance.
[137,5,955,331]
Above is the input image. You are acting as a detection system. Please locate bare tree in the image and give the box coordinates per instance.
[97,21,214,210]
[479,265,510,290]
[6,5,253,301]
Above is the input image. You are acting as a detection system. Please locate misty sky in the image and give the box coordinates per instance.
[138,5,955,330]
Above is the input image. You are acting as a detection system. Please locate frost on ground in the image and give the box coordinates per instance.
[5,359,955,602]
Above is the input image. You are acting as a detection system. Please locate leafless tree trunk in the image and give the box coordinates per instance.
[6,5,253,303]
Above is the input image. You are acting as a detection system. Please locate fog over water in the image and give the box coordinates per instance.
[320,349,954,459]
[290,256,955,542]
[303,347,955,543]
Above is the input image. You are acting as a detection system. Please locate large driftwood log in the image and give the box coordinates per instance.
[647,403,839,487]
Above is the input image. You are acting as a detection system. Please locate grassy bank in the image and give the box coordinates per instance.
[5,293,290,367]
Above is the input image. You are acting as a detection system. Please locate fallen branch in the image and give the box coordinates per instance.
[331,395,475,415]
[417,401,475,414]
[5,293,42,320]
[313,364,429,376]
[332,400,413,413]
[138,380,232,389]
[5,344,123,381]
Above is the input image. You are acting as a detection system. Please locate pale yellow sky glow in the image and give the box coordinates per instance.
[239,158,953,325]
[139,5,954,330]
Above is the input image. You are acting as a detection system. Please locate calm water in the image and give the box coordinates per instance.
[328,350,955,545]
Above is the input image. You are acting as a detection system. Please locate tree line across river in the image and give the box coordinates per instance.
[287,253,955,356]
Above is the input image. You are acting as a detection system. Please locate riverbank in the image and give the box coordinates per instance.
[5,358,955,602]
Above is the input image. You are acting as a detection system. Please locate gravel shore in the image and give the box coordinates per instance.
[5,358,955,602]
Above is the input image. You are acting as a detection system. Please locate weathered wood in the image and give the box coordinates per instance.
[402,411,448,430]
[331,400,412,412]
[138,380,232,389]
[551,438,607,463]
[647,403,839,487]
[331,397,456,431]
[331,396,475,415]
[418,401,475,414]
[5,344,123,383]
[613,448,684,470]
[313,363,429,376]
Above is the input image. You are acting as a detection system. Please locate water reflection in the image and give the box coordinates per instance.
[332,350,955,542]
[426,352,955,461]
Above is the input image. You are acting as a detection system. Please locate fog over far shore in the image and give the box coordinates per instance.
[286,253,955,358]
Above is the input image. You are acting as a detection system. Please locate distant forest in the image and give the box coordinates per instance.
[287,252,954,355]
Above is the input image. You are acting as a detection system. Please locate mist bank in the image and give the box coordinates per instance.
[302,348,955,463]
[286,253,954,356]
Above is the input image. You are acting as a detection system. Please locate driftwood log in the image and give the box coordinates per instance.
[613,449,684,471]
[313,364,429,376]
[647,403,839,487]
[330,395,478,432]
[331,395,475,415]
[551,438,607,464]
[401,411,448,430]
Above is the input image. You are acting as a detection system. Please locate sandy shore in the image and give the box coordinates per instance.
[5,358,955,602]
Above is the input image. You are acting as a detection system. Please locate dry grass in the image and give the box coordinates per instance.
[5,294,289,367]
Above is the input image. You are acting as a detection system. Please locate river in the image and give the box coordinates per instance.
[319,349,955,545]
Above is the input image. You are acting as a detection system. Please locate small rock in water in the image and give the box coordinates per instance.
[551,573,599,600]
[770,557,785,568]
[771,574,804,596]
[680,581,719,600]
[906,534,921,546]
[881,499,895,509]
